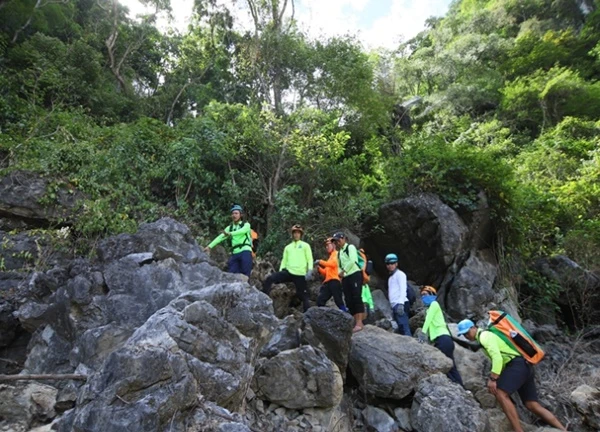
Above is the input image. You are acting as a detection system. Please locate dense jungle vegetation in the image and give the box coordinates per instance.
[1,0,599,320]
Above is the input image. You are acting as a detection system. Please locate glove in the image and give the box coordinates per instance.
[418,333,427,344]
[314,260,321,266]
[305,269,314,281]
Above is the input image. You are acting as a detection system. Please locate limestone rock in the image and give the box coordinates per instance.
[349,326,452,400]
[254,346,343,409]
[411,374,489,432]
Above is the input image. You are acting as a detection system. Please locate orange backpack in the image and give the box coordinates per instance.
[251,229,259,259]
[487,310,545,364]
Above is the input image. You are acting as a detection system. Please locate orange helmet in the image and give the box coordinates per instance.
[291,224,304,234]
[421,285,437,296]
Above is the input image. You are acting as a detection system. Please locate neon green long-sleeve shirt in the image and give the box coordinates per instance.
[477,329,521,375]
[338,244,360,276]
[422,300,450,341]
[207,221,252,253]
[280,240,313,276]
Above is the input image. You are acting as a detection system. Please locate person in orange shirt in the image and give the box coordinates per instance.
[315,238,348,312]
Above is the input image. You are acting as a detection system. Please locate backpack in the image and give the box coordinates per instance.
[342,246,373,282]
[250,229,259,258]
[485,310,545,364]
[406,282,417,305]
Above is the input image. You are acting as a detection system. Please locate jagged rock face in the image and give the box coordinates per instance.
[0,170,84,229]
[411,374,489,432]
[254,345,343,410]
[362,194,468,286]
[445,249,498,320]
[260,313,302,358]
[301,307,353,374]
[349,326,453,400]
[60,281,277,431]
[96,218,208,264]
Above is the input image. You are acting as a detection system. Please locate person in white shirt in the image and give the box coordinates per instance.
[385,253,411,336]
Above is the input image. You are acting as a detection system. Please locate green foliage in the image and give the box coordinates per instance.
[387,132,516,223]
[1,0,599,326]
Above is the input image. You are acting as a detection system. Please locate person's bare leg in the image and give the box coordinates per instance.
[353,314,363,332]
[496,389,524,432]
[524,401,567,431]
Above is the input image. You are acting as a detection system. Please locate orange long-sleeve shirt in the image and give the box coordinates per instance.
[317,250,341,282]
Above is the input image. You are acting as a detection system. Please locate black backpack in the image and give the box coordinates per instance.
[407,282,417,305]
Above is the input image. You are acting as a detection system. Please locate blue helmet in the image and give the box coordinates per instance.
[457,319,475,335]
[230,204,243,213]
[384,253,398,264]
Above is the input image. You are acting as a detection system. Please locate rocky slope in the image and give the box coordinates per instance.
[0,172,599,432]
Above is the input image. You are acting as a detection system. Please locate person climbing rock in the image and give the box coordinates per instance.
[262,225,313,312]
[204,204,253,277]
[315,237,347,311]
[385,253,411,336]
[332,232,364,332]
[419,286,463,386]
[457,319,567,432]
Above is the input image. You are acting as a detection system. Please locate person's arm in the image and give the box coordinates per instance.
[229,222,251,239]
[480,332,504,376]
[279,245,288,271]
[207,229,228,249]
[422,302,437,336]
[305,244,313,273]
[398,271,407,301]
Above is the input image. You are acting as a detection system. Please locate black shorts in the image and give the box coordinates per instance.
[497,357,538,402]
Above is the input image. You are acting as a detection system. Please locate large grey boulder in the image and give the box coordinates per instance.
[301,307,353,374]
[60,282,277,432]
[254,346,343,409]
[411,374,489,432]
[445,249,497,320]
[362,194,468,286]
[571,385,600,429]
[0,170,84,228]
[349,326,453,400]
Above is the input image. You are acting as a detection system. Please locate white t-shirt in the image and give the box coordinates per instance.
[388,269,408,308]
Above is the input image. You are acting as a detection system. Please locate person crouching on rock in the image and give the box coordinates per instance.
[332,232,364,333]
[204,204,253,277]
[262,225,313,312]
[457,319,567,432]
[315,237,347,312]
[419,286,463,386]
[385,253,411,336]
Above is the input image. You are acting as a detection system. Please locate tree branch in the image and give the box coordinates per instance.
[0,374,87,382]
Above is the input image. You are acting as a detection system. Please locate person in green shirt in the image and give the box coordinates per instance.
[204,204,253,277]
[332,232,364,333]
[419,286,463,386]
[262,225,313,312]
[458,319,567,432]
